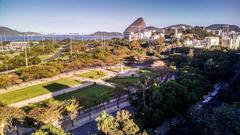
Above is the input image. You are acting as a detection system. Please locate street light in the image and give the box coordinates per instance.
[0,35,3,52]
[69,33,75,56]
[41,33,45,54]
[23,35,28,67]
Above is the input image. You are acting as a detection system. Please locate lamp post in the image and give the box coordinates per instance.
[69,33,73,56]
[0,35,3,52]
[24,35,28,67]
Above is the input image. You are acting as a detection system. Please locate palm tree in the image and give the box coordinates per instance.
[139,74,149,108]
[114,86,124,109]
[64,99,81,127]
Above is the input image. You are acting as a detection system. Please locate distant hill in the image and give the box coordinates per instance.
[90,31,123,37]
[206,24,240,32]
[22,32,42,35]
[0,26,41,36]
[146,26,161,31]
[165,24,193,29]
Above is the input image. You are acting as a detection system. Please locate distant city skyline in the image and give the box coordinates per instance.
[0,0,240,34]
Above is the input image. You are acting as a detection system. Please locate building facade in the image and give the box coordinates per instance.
[204,37,219,47]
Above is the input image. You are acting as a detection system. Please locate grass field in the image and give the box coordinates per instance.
[39,49,59,61]
[108,66,132,72]
[39,54,52,61]
[44,85,115,108]
[107,77,139,86]
[76,70,107,79]
[139,68,157,77]
[0,78,81,105]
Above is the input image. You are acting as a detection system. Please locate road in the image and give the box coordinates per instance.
[43,47,66,62]
[193,82,221,110]
[155,82,222,135]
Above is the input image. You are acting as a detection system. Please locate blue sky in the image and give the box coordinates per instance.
[0,0,239,34]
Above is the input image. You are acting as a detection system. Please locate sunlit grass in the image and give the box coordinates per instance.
[0,78,81,104]
[76,70,107,79]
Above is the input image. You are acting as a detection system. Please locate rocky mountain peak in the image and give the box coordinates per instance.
[124,17,147,35]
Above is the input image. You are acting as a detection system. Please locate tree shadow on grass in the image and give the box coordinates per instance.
[42,83,70,92]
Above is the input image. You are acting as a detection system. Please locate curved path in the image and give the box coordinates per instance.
[43,47,66,62]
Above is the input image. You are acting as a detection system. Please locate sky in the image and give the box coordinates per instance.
[0,0,240,34]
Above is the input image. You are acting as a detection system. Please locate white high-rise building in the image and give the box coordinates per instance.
[229,35,240,50]
[143,30,153,40]
[204,37,219,47]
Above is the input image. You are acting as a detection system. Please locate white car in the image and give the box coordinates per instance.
[202,97,212,104]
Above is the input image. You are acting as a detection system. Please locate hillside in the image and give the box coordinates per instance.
[124,17,147,35]
[0,26,41,36]
[206,24,240,32]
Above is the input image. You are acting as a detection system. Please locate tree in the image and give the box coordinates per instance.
[139,74,150,108]
[64,99,80,127]
[155,36,165,46]
[32,124,70,135]
[114,86,124,108]
[96,110,145,135]
[177,68,212,101]
[0,105,25,135]
[131,80,194,128]
[159,81,191,126]
[28,104,62,125]
[115,110,141,135]
[129,40,141,50]
[96,111,117,135]
[169,103,240,135]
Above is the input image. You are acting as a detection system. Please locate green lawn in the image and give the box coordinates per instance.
[0,78,81,105]
[39,54,52,61]
[108,66,132,72]
[45,85,115,108]
[76,70,107,79]
[39,49,59,61]
[108,77,139,86]
[139,68,157,77]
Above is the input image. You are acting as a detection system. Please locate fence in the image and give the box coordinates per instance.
[56,95,129,131]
